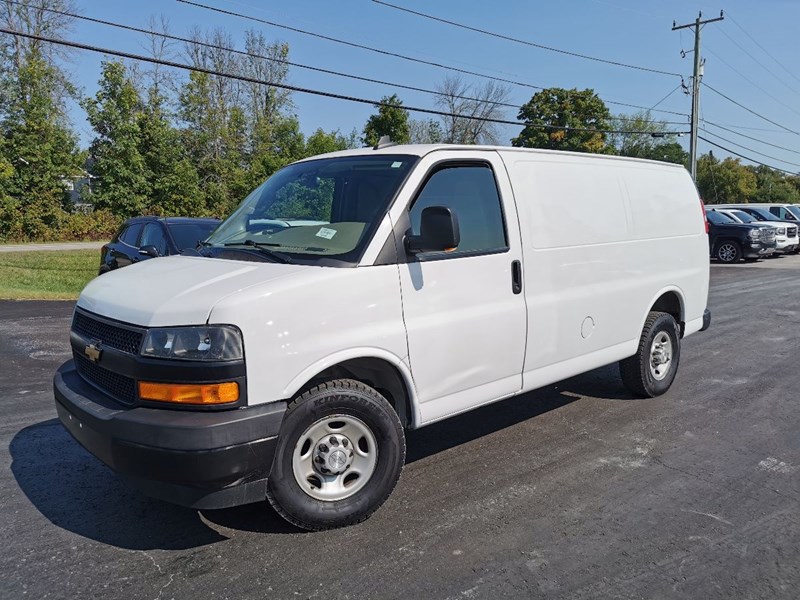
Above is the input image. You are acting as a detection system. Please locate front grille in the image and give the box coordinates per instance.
[72,310,143,355]
[788,226,797,238]
[73,350,137,405]
[761,229,776,243]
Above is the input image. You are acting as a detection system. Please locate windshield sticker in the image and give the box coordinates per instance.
[316,227,337,240]
[391,161,403,168]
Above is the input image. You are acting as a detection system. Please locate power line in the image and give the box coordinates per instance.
[0,27,689,136]
[703,45,800,118]
[176,0,689,117]
[649,84,684,111]
[706,123,796,134]
[4,0,522,114]
[702,82,800,136]
[699,128,800,169]
[716,25,800,98]
[727,13,800,89]
[703,121,800,157]
[370,0,682,78]
[698,135,797,176]
[4,0,689,127]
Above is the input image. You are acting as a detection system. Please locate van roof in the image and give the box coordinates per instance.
[293,144,688,170]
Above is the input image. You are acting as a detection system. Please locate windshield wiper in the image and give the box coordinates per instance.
[223,239,292,263]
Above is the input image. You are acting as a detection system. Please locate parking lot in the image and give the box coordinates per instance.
[1,256,799,600]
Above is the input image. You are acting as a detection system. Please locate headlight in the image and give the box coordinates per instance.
[777,227,786,235]
[748,229,760,239]
[141,326,243,361]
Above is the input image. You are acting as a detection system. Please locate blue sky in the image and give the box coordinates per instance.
[60,0,800,172]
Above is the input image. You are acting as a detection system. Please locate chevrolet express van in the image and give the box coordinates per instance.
[54,144,711,531]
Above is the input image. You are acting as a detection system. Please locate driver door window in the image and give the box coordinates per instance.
[409,164,507,257]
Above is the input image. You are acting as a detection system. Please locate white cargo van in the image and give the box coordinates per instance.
[54,144,711,530]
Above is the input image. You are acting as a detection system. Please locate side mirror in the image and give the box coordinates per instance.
[139,245,160,258]
[405,206,460,254]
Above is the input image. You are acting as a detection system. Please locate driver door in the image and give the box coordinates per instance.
[395,152,527,425]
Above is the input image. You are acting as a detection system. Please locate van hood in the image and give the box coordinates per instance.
[77,255,307,327]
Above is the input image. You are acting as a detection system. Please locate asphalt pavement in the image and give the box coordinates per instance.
[1,256,798,599]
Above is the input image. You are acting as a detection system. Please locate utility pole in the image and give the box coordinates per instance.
[673,10,724,181]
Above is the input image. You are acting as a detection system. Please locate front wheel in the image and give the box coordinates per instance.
[619,311,681,398]
[715,240,742,263]
[267,379,405,531]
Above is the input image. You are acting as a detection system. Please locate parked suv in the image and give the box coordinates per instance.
[705,209,776,262]
[716,204,799,253]
[711,208,798,254]
[99,216,220,274]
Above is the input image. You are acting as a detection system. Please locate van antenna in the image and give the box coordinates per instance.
[373,135,397,150]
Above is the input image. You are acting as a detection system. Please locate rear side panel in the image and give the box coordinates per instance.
[498,151,708,391]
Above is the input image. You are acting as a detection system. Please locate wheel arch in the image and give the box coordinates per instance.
[641,286,686,337]
[283,350,419,428]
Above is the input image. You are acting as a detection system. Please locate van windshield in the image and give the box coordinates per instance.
[205,155,416,265]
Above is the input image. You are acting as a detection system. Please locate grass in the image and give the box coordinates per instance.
[0,250,99,300]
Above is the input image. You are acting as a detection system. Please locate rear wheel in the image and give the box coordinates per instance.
[619,311,681,398]
[715,240,741,263]
[267,379,405,531]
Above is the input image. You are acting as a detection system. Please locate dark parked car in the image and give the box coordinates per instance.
[706,210,776,263]
[99,216,220,274]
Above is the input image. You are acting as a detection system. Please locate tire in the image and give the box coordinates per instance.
[266,379,405,531]
[619,311,681,398]
[715,240,741,263]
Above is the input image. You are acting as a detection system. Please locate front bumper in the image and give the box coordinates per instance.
[54,360,286,509]
[743,242,775,258]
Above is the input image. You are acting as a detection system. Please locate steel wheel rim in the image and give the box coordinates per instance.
[718,243,736,262]
[292,414,378,502]
[649,332,673,381]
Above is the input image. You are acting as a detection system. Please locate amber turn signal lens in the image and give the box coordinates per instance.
[138,381,239,405]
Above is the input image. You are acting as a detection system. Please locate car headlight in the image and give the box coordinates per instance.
[748,229,760,239]
[141,326,243,361]
[777,227,786,235]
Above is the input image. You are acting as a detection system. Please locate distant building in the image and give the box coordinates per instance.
[61,173,96,212]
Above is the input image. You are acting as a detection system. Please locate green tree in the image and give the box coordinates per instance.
[83,61,149,217]
[362,94,410,147]
[749,165,800,204]
[696,153,757,204]
[1,53,81,239]
[304,128,356,157]
[513,88,612,153]
[637,142,689,166]
[137,88,203,216]
[245,115,306,193]
[609,111,689,166]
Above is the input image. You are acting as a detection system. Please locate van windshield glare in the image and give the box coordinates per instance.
[205,155,417,265]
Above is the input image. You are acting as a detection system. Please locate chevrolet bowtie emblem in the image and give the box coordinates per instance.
[84,342,102,363]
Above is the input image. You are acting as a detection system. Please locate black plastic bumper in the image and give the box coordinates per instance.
[53,360,287,509]
[701,308,711,332]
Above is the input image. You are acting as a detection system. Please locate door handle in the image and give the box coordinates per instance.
[511,260,522,294]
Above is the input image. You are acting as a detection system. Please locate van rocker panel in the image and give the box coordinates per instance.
[53,360,287,509]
